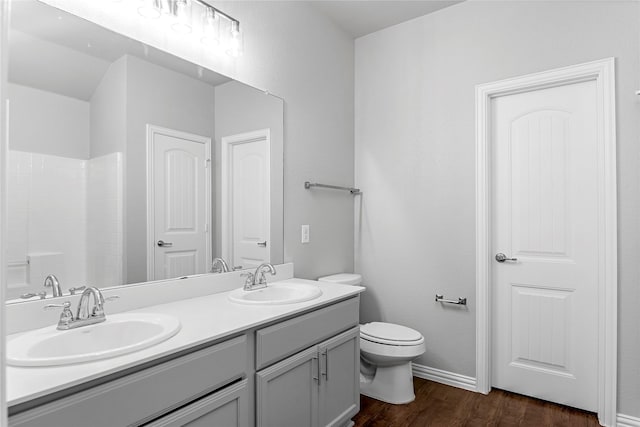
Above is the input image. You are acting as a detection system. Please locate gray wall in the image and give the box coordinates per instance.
[355,0,640,417]
[8,83,89,158]
[125,55,215,284]
[216,1,356,279]
[214,81,284,265]
[90,57,127,158]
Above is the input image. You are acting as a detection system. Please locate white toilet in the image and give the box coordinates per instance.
[317,273,426,404]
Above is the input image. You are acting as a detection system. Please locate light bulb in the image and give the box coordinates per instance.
[171,0,192,34]
[201,8,220,46]
[138,0,161,19]
[226,21,243,57]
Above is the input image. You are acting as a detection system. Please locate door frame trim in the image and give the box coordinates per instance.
[475,58,617,426]
[145,124,212,281]
[220,128,271,266]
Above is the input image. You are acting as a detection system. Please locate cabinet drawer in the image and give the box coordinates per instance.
[256,297,359,369]
[9,335,247,427]
[143,379,249,427]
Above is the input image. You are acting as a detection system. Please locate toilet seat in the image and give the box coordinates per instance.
[360,322,424,346]
[360,336,426,360]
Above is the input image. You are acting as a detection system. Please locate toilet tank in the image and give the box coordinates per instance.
[317,273,362,286]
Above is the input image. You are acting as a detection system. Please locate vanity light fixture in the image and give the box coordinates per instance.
[134,0,243,57]
[200,7,220,46]
[226,20,243,57]
[170,0,192,34]
[137,0,162,19]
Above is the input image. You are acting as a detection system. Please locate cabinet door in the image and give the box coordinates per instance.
[256,346,319,427]
[143,379,248,427]
[319,326,360,427]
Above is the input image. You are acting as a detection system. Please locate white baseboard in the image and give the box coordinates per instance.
[412,363,477,392]
[618,414,640,427]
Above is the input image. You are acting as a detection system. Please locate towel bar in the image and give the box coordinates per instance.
[435,294,467,305]
[304,181,361,195]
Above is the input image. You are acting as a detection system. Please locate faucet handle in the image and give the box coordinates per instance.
[69,286,86,295]
[44,301,72,310]
[44,301,74,327]
[20,291,47,300]
[240,272,255,286]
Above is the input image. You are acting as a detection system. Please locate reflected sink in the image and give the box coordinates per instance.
[7,313,181,367]
[228,281,322,305]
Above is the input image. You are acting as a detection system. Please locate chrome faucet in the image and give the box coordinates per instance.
[243,263,276,291]
[44,287,118,330]
[44,274,62,297]
[76,286,106,321]
[211,257,230,273]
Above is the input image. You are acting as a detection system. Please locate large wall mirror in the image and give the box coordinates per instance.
[5,0,284,302]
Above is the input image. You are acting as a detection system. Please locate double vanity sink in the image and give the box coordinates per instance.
[7,269,364,427]
[7,279,323,367]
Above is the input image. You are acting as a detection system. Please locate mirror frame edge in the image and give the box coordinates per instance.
[1,0,9,423]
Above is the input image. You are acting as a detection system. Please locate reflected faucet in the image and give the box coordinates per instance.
[243,263,277,291]
[211,257,230,273]
[44,274,62,298]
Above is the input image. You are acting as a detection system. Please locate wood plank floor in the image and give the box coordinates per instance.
[353,378,600,426]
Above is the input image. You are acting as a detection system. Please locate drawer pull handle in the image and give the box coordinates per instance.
[321,350,328,380]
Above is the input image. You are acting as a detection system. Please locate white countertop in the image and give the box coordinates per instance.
[6,278,364,408]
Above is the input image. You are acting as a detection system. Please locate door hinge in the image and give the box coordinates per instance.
[205,158,211,168]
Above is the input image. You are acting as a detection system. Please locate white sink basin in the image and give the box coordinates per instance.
[228,281,322,305]
[7,313,181,367]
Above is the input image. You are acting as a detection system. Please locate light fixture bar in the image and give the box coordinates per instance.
[193,0,240,30]
[133,0,243,57]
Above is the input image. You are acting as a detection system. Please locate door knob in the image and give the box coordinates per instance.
[495,253,517,263]
[157,240,173,247]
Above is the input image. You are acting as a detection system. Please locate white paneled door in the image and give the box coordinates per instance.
[491,80,598,411]
[221,129,271,270]
[148,126,211,281]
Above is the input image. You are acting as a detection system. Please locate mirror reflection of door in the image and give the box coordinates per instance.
[222,129,271,269]
[147,125,211,281]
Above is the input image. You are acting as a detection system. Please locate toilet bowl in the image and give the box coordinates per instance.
[317,274,426,404]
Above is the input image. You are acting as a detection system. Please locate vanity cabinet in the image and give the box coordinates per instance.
[256,327,359,427]
[8,295,362,427]
[318,327,360,427]
[255,297,360,427]
[9,335,248,427]
[256,345,320,427]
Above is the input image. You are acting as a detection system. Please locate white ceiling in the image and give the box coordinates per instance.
[308,1,464,38]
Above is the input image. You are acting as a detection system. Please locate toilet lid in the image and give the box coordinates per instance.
[317,273,362,285]
[360,322,423,344]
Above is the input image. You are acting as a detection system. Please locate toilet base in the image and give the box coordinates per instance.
[360,361,415,404]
